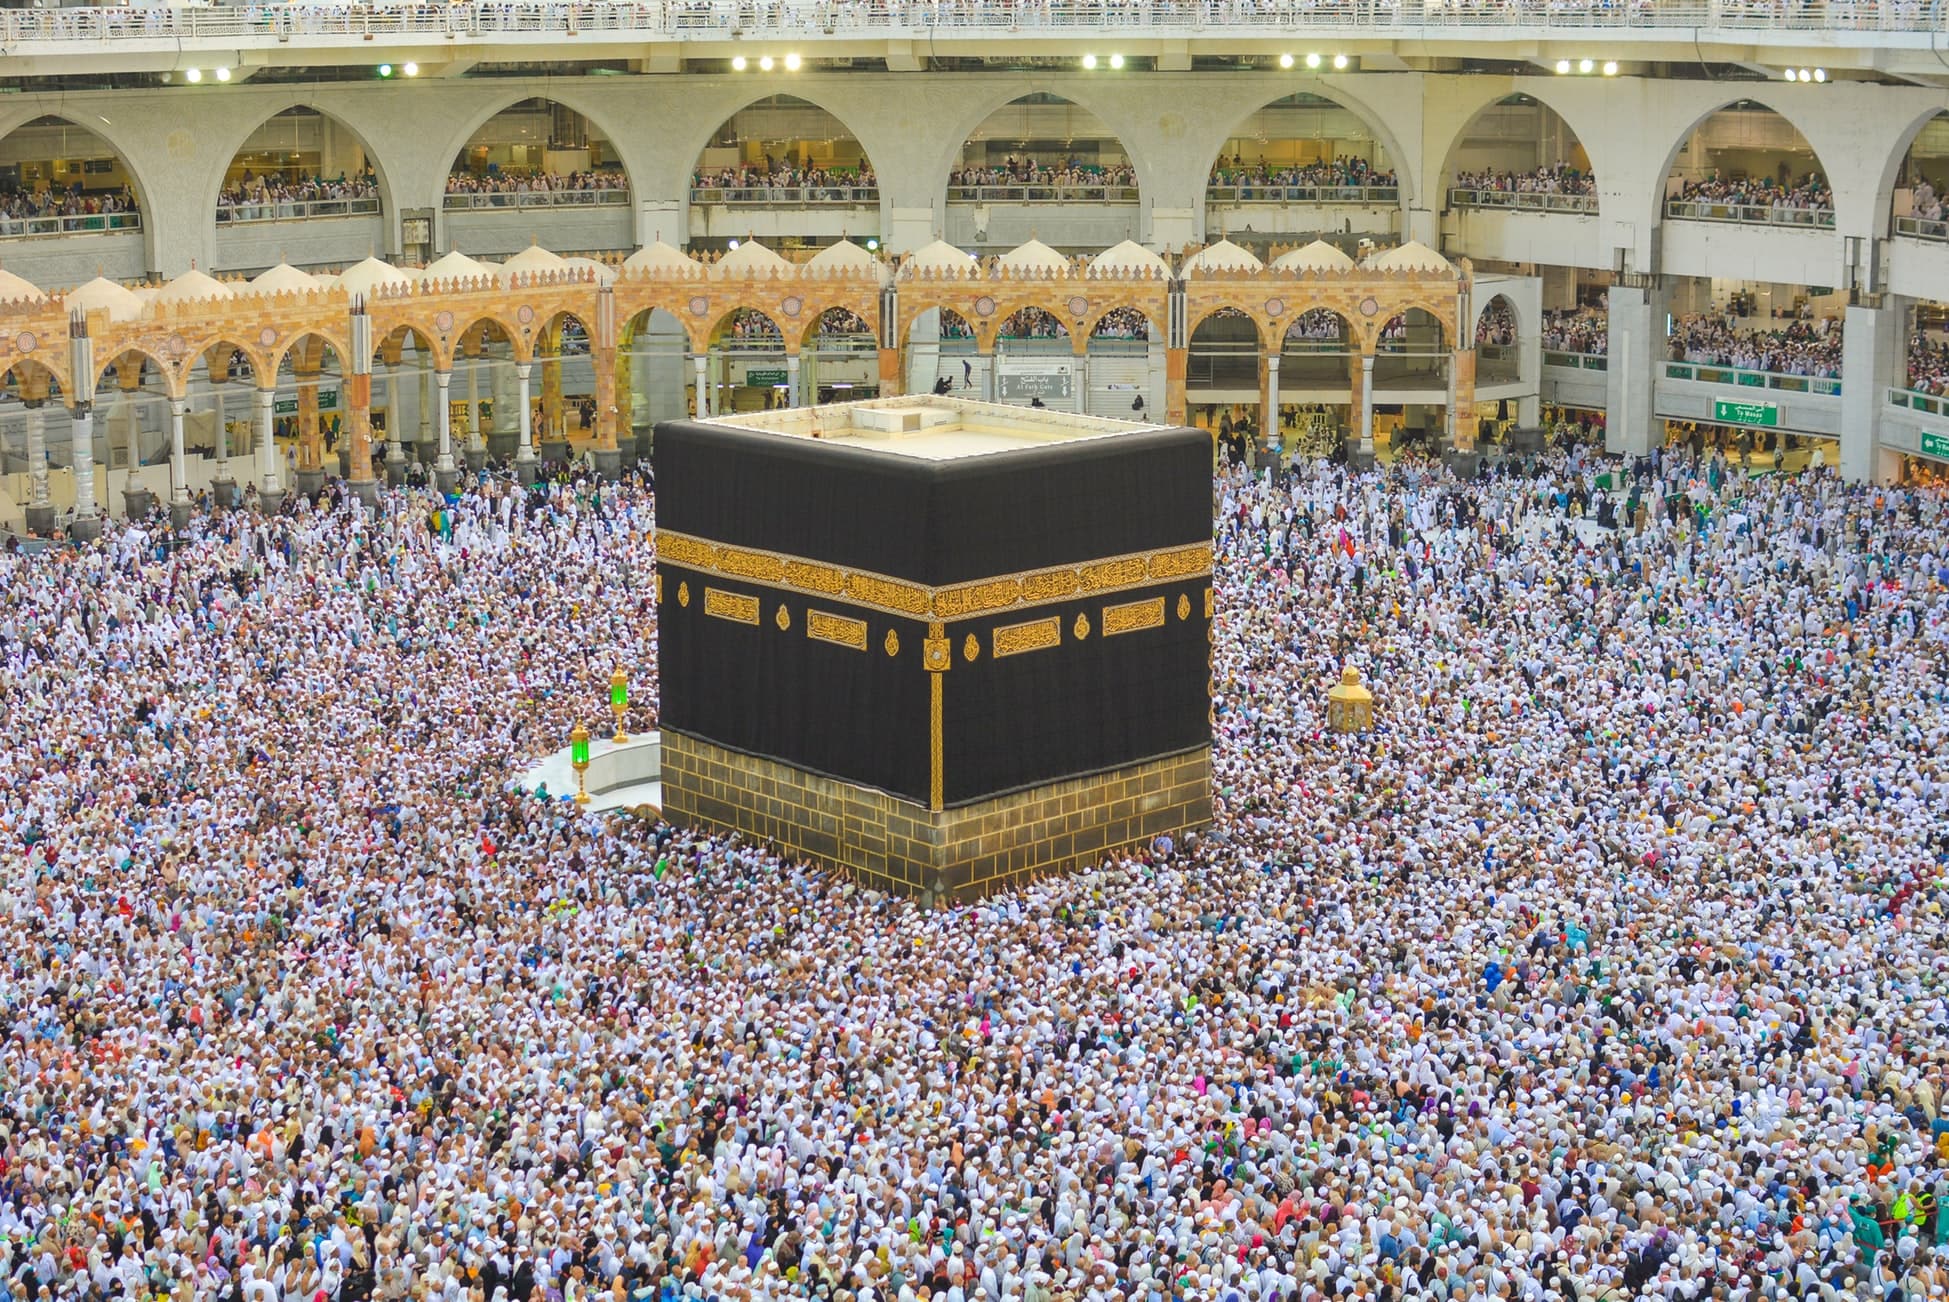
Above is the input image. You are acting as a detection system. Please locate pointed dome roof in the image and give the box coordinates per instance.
[806,239,874,270]
[153,267,235,306]
[336,256,414,297]
[0,267,45,303]
[425,250,494,283]
[1271,239,1357,273]
[65,276,145,322]
[560,256,617,286]
[713,239,791,277]
[1182,239,1263,277]
[998,238,1068,272]
[622,240,702,274]
[499,242,568,281]
[1362,240,1453,275]
[903,239,977,273]
[249,262,321,295]
[1089,240,1168,276]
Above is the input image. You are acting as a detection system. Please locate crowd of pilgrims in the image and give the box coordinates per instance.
[1669,175,1834,219]
[1908,330,1949,396]
[218,175,380,215]
[1667,313,1845,379]
[442,172,628,197]
[0,185,138,230]
[1542,308,1608,356]
[948,159,1137,188]
[1450,166,1595,197]
[690,167,876,194]
[1206,159,1397,191]
[3,440,1949,1302]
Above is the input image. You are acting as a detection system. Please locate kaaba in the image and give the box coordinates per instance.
[654,395,1213,898]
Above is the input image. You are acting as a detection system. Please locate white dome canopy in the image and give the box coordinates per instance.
[1089,240,1167,276]
[65,276,145,323]
[622,241,702,274]
[903,239,977,273]
[0,267,46,303]
[1362,239,1453,275]
[153,267,235,306]
[499,243,568,281]
[336,257,415,297]
[1182,239,1264,276]
[1271,239,1357,273]
[425,250,495,283]
[560,256,617,286]
[249,263,321,295]
[998,238,1068,272]
[713,239,791,277]
[806,239,874,270]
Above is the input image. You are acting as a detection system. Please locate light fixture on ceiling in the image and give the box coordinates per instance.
[1332,53,1349,70]
[1279,52,1294,69]
[1305,52,1322,69]
[759,55,774,71]
[1082,53,1097,69]
[185,67,202,83]
[731,55,747,70]
[784,52,801,70]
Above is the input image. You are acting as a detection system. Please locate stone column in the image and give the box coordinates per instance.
[211,381,238,508]
[1604,280,1668,459]
[167,396,192,528]
[514,362,539,485]
[692,354,710,416]
[979,351,995,403]
[539,345,569,468]
[69,404,100,541]
[381,362,406,486]
[1840,297,1907,484]
[488,352,518,461]
[1164,346,1187,426]
[417,363,434,465]
[1353,353,1376,470]
[1263,354,1280,450]
[787,353,802,408]
[345,375,377,501]
[434,370,457,493]
[255,386,283,513]
[22,400,53,536]
[294,369,325,500]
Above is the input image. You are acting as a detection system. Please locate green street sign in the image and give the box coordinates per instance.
[746,368,788,386]
[1712,398,1778,428]
[1922,431,1949,460]
[273,389,340,417]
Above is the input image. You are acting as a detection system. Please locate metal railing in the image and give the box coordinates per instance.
[1895,215,1949,242]
[1544,349,1608,371]
[1664,198,1836,229]
[1664,359,1841,394]
[1207,184,1399,205]
[0,211,141,240]
[1449,188,1597,214]
[948,184,1138,203]
[1887,385,1949,415]
[442,188,631,211]
[217,196,380,225]
[14,1,1949,44]
[690,185,880,205]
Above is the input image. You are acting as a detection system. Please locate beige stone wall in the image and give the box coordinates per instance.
[663,733,1210,899]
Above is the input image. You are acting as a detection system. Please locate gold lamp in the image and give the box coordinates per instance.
[609,666,629,744]
[569,722,592,806]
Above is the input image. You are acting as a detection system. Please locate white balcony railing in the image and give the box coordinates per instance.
[1665,198,1836,229]
[11,0,1949,46]
[0,211,141,241]
[1449,188,1598,214]
[1543,349,1609,371]
[1664,358,1841,395]
[1895,215,1949,243]
[690,185,880,205]
[948,183,1139,203]
[1208,184,1399,205]
[1887,385,1949,415]
[442,188,631,212]
[217,197,381,225]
